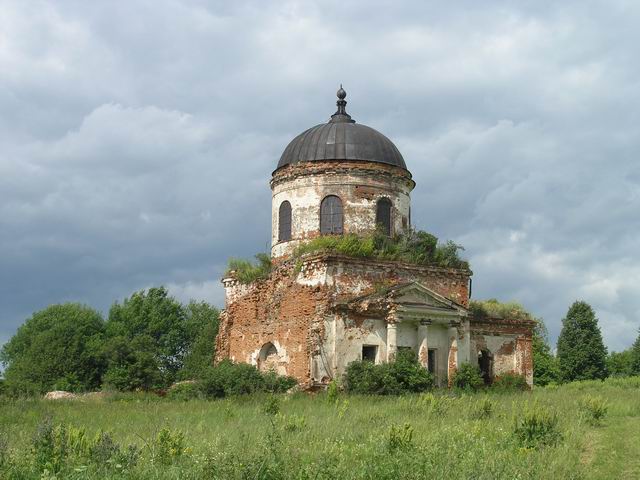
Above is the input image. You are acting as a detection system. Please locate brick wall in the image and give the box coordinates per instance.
[216,262,331,386]
[217,255,472,385]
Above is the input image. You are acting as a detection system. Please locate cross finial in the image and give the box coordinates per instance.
[330,84,355,123]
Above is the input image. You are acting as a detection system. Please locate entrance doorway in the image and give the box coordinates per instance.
[478,349,493,385]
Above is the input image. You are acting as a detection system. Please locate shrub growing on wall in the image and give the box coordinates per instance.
[294,230,468,270]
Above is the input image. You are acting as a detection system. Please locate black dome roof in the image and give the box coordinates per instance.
[276,87,407,170]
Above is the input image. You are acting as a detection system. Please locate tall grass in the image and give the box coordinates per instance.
[0,377,638,478]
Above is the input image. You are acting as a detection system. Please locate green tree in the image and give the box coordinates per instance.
[0,304,105,394]
[606,350,634,377]
[556,301,608,382]
[103,287,188,390]
[532,319,560,386]
[631,329,640,376]
[179,301,220,379]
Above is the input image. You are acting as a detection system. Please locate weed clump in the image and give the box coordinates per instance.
[416,393,455,415]
[225,253,272,284]
[294,229,468,270]
[386,423,414,452]
[30,418,140,475]
[153,428,186,465]
[513,403,562,448]
[326,380,340,403]
[491,373,529,393]
[578,395,608,425]
[470,397,494,419]
[469,299,534,322]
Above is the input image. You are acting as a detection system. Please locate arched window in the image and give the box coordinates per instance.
[258,342,279,372]
[376,197,392,236]
[320,195,343,234]
[278,201,292,242]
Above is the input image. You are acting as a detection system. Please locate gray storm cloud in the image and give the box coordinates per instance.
[1,0,639,351]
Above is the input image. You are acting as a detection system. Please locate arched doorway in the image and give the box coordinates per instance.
[478,349,493,385]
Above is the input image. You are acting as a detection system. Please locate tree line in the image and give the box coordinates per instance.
[1,290,639,395]
[0,287,219,395]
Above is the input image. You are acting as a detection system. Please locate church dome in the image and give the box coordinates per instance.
[276,87,407,170]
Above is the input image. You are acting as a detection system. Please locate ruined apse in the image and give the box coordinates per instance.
[215,87,534,388]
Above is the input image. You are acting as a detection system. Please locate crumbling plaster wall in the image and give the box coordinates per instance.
[271,161,414,258]
[323,255,471,307]
[470,318,534,385]
[317,316,460,386]
[217,254,533,388]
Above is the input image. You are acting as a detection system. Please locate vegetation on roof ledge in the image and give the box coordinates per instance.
[469,299,536,323]
[225,230,468,284]
[293,230,468,270]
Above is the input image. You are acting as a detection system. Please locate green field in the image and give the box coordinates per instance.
[1,378,639,479]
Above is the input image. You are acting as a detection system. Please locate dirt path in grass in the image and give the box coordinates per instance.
[584,417,640,480]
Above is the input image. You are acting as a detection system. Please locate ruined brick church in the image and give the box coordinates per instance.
[215,87,534,388]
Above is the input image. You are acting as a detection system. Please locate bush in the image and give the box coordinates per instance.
[262,370,297,393]
[492,373,529,393]
[343,350,434,395]
[167,382,202,401]
[513,403,562,448]
[153,428,186,465]
[452,364,484,392]
[198,361,297,398]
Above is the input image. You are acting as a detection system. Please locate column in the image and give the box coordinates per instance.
[386,322,398,362]
[456,319,471,365]
[447,322,459,386]
[417,320,431,369]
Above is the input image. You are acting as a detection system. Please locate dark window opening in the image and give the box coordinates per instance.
[362,345,377,362]
[478,349,493,385]
[278,201,292,242]
[320,195,343,234]
[376,197,392,236]
[427,349,437,375]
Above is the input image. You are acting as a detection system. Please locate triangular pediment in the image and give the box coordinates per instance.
[389,282,466,313]
[344,281,468,321]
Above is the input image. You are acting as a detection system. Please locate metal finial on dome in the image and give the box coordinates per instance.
[331,84,355,123]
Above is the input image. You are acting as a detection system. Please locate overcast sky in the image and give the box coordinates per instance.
[1,0,639,352]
